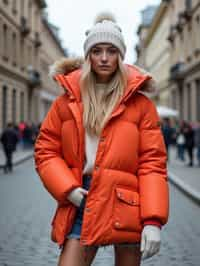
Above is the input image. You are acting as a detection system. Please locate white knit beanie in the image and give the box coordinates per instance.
[83,12,126,59]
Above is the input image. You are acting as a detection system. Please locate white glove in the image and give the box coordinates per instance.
[67,187,88,207]
[140,225,161,260]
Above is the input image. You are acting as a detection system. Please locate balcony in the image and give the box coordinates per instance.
[167,25,176,43]
[181,9,192,21]
[170,62,185,81]
[20,16,30,36]
[34,32,42,48]
[175,21,183,33]
[27,66,41,88]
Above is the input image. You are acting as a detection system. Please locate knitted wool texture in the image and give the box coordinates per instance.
[83,15,126,59]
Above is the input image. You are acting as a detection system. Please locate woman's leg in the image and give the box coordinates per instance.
[114,244,141,266]
[58,239,98,266]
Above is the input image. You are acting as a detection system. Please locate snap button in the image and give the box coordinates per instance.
[85,208,90,212]
[115,222,120,228]
[95,165,99,170]
[117,192,122,198]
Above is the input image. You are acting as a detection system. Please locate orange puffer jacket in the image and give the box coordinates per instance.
[34,59,169,247]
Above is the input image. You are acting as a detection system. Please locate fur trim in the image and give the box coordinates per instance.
[49,57,83,78]
[49,57,156,93]
[134,65,157,93]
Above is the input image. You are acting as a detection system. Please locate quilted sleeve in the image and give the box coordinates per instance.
[34,98,79,203]
[137,97,169,225]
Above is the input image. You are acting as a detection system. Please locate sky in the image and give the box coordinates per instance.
[45,0,161,64]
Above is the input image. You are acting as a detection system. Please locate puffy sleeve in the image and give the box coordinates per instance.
[34,98,79,203]
[137,97,169,225]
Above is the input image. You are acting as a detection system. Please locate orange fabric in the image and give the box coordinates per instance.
[34,65,169,246]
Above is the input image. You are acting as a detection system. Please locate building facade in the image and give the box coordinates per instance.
[135,5,158,68]
[0,0,66,133]
[136,2,171,106]
[167,0,200,121]
[136,0,200,122]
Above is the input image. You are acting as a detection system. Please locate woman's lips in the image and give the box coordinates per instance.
[99,65,110,69]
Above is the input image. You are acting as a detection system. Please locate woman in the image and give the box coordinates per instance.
[35,12,169,266]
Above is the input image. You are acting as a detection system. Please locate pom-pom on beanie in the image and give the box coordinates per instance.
[83,12,126,59]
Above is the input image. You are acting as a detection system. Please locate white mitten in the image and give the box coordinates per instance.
[67,187,88,207]
[140,225,161,260]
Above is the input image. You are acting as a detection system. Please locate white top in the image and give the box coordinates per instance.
[83,132,99,174]
[83,83,106,174]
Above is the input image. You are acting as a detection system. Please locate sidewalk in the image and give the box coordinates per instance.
[168,147,200,204]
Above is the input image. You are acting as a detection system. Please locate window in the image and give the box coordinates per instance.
[3,0,9,5]
[12,0,17,14]
[2,86,7,129]
[20,91,25,121]
[12,32,17,66]
[172,90,176,109]
[185,0,192,10]
[187,83,191,120]
[20,38,24,71]
[28,0,32,30]
[196,80,200,121]
[12,89,16,124]
[27,44,32,66]
[20,0,24,16]
[3,24,8,61]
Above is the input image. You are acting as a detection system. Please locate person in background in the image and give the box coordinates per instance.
[23,123,33,149]
[161,118,174,161]
[0,122,18,173]
[18,120,26,148]
[194,121,200,166]
[183,122,195,167]
[34,12,169,266]
[176,122,186,161]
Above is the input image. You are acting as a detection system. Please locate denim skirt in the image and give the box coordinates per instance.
[67,175,92,239]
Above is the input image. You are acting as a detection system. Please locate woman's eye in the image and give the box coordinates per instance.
[92,49,101,55]
[108,49,118,54]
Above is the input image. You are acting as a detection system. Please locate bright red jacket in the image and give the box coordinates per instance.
[34,59,169,247]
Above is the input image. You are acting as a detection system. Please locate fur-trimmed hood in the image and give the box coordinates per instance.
[49,57,157,94]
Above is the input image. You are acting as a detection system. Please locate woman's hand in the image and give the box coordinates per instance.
[67,187,88,207]
[140,225,161,260]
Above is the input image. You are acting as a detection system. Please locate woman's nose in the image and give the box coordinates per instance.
[101,51,108,61]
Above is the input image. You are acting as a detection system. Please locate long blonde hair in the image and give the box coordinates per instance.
[80,55,127,136]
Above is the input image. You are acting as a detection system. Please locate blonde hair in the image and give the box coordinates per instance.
[80,55,127,136]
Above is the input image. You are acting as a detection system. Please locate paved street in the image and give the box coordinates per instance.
[0,159,200,266]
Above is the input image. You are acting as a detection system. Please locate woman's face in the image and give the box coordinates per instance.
[90,43,119,83]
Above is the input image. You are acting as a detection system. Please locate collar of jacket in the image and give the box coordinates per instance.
[54,64,152,105]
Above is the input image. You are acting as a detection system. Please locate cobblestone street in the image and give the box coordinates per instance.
[0,159,200,266]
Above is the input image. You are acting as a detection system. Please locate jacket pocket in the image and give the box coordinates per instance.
[113,187,142,232]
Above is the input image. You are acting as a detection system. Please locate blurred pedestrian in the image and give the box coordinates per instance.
[23,123,33,149]
[194,121,200,166]
[0,122,18,173]
[35,12,169,266]
[30,123,39,144]
[176,122,186,161]
[18,120,26,148]
[183,122,195,167]
[161,118,174,160]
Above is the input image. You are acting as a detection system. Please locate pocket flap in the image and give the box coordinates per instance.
[116,187,139,206]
